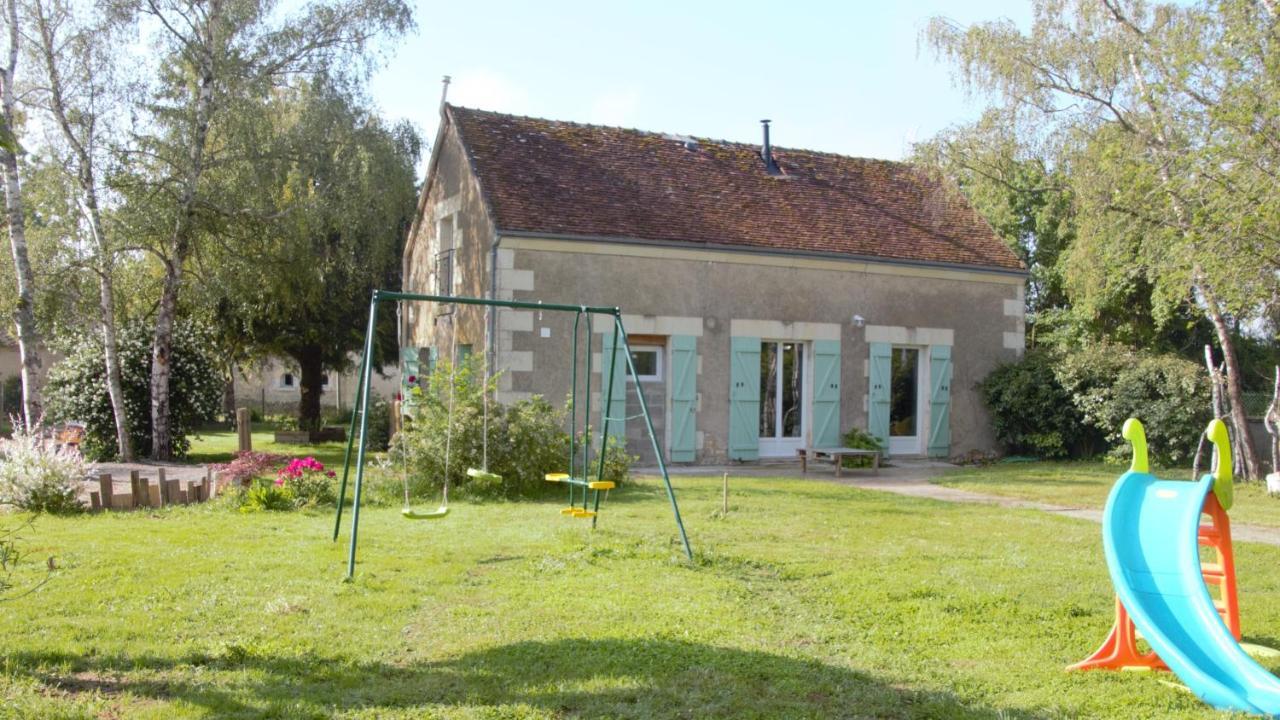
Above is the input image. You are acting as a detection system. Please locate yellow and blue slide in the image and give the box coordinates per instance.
[1104,418,1280,715]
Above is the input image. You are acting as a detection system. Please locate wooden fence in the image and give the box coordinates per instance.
[88,468,216,511]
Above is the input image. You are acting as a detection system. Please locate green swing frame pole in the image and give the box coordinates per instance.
[567,311,581,509]
[336,289,694,576]
[344,296,382,578]
[613,315,693,561]
[581,312,593,509]
[332,346,367,540]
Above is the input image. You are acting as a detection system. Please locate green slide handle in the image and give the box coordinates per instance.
[1206,418,1233,511]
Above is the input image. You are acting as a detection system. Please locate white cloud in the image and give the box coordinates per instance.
[587,89,642,127]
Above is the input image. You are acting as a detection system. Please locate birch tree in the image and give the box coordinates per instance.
[926,0,1280,478]
[0,0,39,430]
[122,0,412,459]
[26,0,133,458]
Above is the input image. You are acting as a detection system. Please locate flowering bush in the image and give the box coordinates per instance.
[208,452,288,487]
[44,320,222,460]
[0,423,86,514]
[274,456,336,507]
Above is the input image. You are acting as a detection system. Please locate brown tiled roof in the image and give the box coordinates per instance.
[448,106,1024,272]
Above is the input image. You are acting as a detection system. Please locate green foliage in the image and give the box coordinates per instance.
[979,350,1100,459]
[1056,343,1212,466]
[0,424,86,514]
[208,77,419,431]
[391,359,630,501]
[839,426,883,468]
[44,321,222,460]
[239,479,296,513]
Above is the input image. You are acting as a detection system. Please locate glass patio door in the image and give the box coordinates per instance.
[888,346,923,455]
[759,341,805,457]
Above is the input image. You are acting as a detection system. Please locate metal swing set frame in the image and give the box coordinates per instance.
[331,289,694,579]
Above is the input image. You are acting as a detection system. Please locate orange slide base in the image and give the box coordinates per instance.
[1069,492,1240,672]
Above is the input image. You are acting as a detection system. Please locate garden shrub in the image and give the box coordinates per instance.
[274,457,337,507]
[0,425,86,513]
[1056,343,1211,465]
[239,478,295,512]
[979,349,1100,459]
[208,452,288,487]
[44,321,222,460]
[391,359,629,500]
[839,426,883,467]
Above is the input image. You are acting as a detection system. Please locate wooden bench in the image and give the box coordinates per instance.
[797,447,880,477]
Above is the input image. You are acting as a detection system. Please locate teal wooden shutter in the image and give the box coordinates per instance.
[927,345,953,458]
[868,343,891,453]
[602,330,626,445]
[669,336,697,462]
[729,337,760,461]
[811,340,841,448]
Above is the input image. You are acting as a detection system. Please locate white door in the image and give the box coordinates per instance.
[888,346,927,456]
[758,341,806,457]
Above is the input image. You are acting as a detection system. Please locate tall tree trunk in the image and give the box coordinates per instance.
[222,364,237,422]
[296,347,324,433]
[98,265,131,459]
[150,259,183,459]
[33,0,131,459]
[0,148,37,431]
[151,39,214,460]
[0,0,38,431]
[1203,291,1263,480]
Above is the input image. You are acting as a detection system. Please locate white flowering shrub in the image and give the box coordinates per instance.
[44,321,222,460]
[0,424,86,513]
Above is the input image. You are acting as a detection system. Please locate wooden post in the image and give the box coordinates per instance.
[138,478,151,508]
[98,473,114,511]
[129,470,142,507]
[147,482,161,507]
[722,472,729,514]
[236,407,252,455]
[89,491,101,511]
[165,479,181,506]
[157,468,168,505]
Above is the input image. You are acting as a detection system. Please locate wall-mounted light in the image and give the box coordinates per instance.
[852,314,865,328]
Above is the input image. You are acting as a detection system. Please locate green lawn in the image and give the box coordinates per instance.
[937,461,1280,529]
[187,425,352,467]
[3,476,1280,718]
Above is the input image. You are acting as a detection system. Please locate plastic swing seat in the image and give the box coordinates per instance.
[466,468,503,483]
[401,506,450,520]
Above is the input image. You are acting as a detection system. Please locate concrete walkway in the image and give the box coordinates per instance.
[642,460,1280,547]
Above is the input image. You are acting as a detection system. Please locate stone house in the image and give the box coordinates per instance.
[402,105,1026,464]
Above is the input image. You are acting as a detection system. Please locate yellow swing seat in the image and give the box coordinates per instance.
[466,468,503,483]
[402,506,450,520]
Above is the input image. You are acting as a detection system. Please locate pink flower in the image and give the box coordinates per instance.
[326,471,336,478]
[407,375,416,384]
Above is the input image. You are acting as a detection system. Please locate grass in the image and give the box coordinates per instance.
[937,461,1280,529]
[187,424,352,467]
[3,475,1280,718]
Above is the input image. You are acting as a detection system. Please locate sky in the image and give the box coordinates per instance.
[368,1,1034,172]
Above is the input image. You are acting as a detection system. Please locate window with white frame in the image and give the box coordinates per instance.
[629,346,663,382]
[279,372,295,389]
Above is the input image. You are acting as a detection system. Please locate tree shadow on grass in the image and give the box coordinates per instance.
[16,637,1053,719]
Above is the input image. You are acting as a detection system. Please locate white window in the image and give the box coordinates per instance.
[320,374,330,389]
[629,346,662,383]
[279,372,295,389]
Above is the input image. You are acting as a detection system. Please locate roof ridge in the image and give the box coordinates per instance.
[446,103,904,164]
